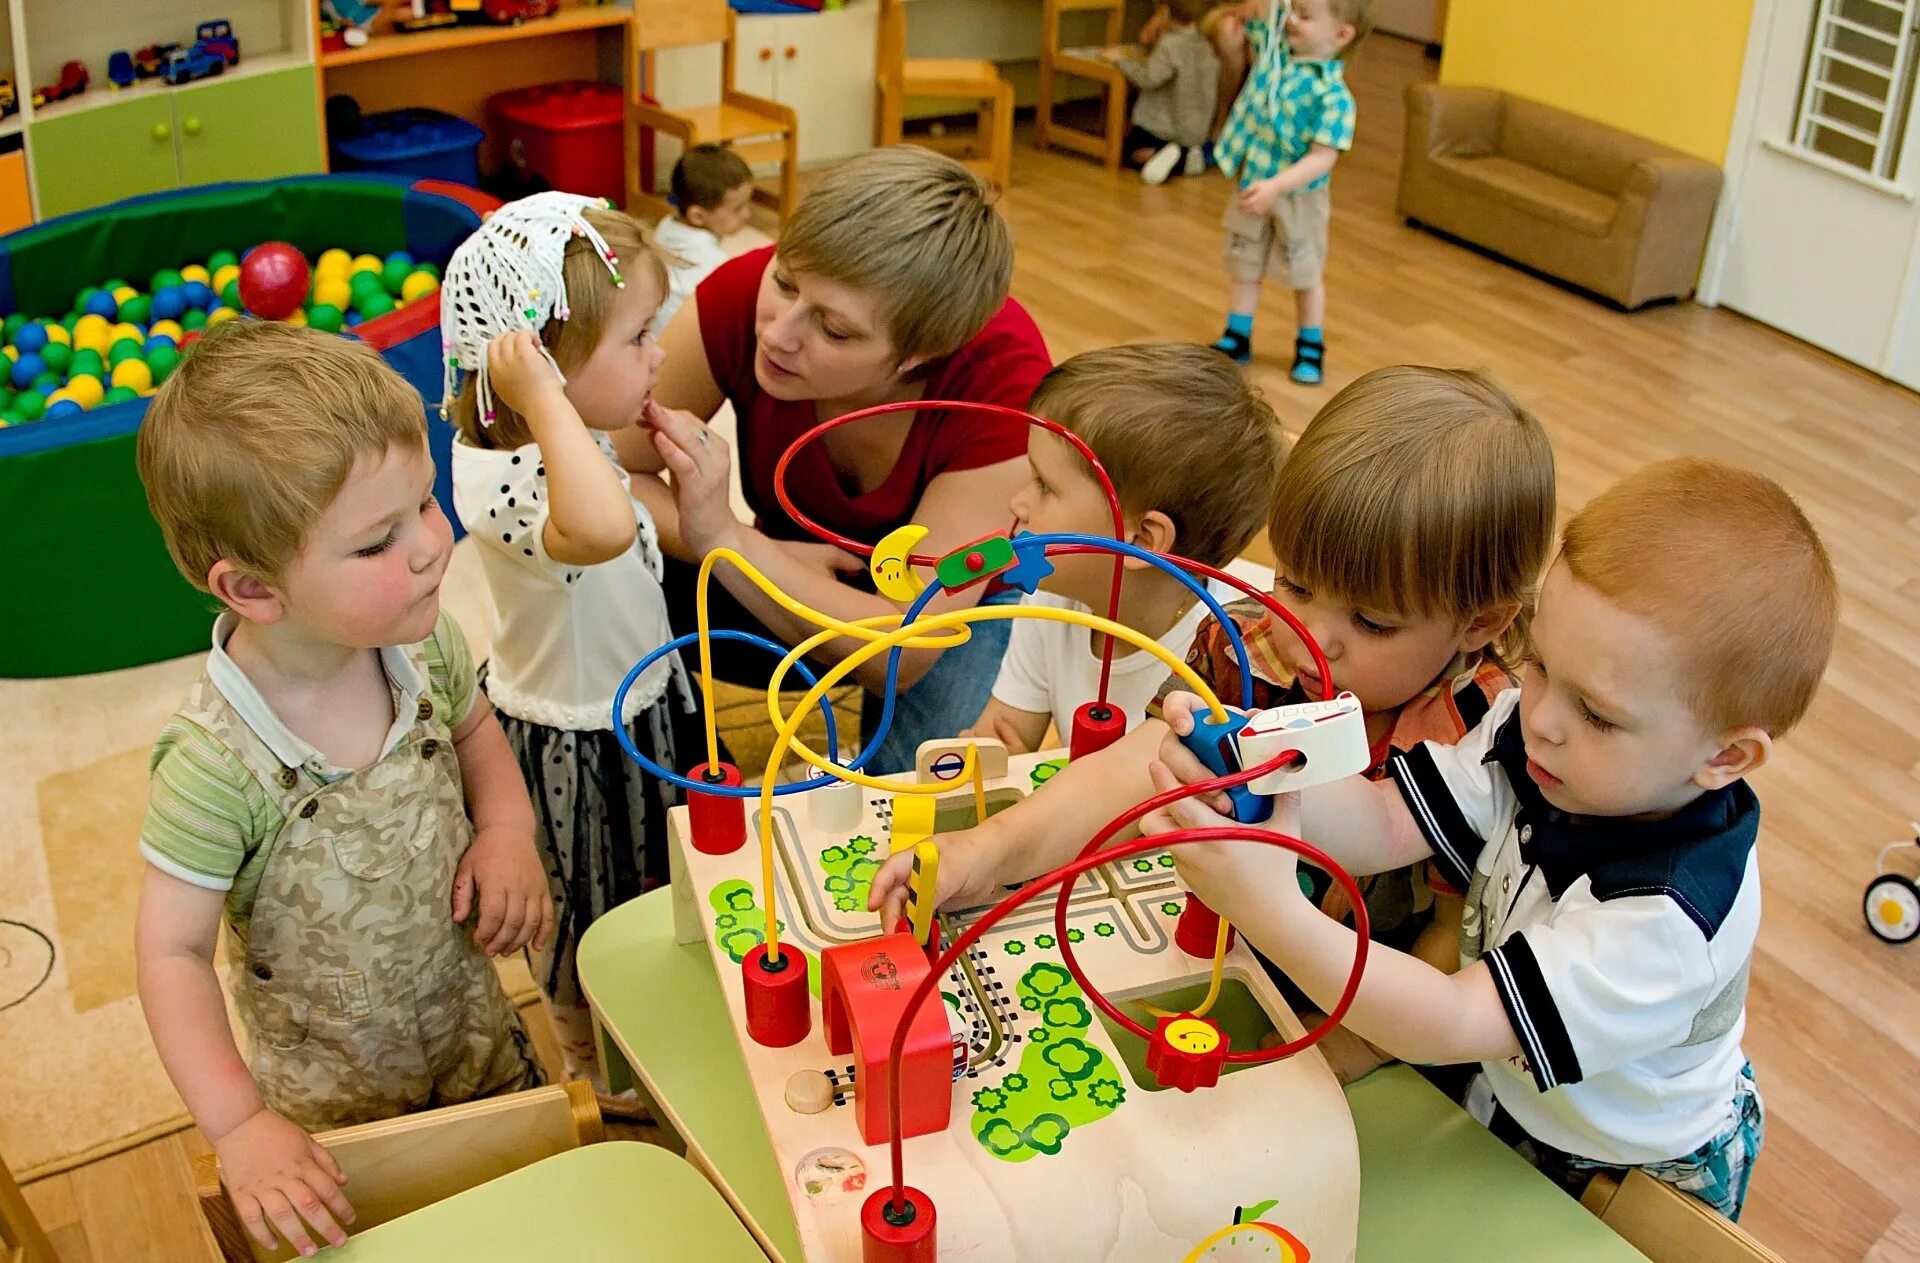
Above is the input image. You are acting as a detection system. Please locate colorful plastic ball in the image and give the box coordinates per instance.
[43,323,71,347]
[144,333,177,355]
[305,303,345,333]
[0,346,12,364]
[70,349,104,378]
[0,414,16,427]
[208,249,239,272]
[355,292,396,320]
[65,374,104,409]
[205,306,237,327]
[418,263,441,281]
[42,344,72,375]
[349,270,384,298]
[380,257,412,295]
[150,268,184,294]
[344,310,363,328]
[350,253,383,278]
[10,353,46,389]
[239,242,313,321]
[148,320,184,344]
[30,371,60,394]
[314,277,352,311]
[3,313,26,341]
[316,248,352,277]
[111,359,154,393]
[108,337,144,367]
[182,280,216,310]
[400,271,439,303]
[73,312,110,344]
[112,284,140,304]
[13,323,48,354]
[284,308,308,328]
[154,287,190,321]
[182,309,208,331]
[220,279,242,311]
[111,322,144,346]
[117,294,153,327]
[180,330,203,349]
[86,290,120,320]
[72,286,100,312]
[384,250,414,269]
[147,345,181,382]
[103,386,138,406]
[15,390,46,420]
[213,263,240,293]
[179,264,211,286]
[45,398,83,420]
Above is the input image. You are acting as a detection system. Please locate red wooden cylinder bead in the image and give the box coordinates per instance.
[687,761,746,855]
[742,943,811,1047]
[861,1186,937,1263]
[1174,891,1237,957]
[1069,701,1126,760]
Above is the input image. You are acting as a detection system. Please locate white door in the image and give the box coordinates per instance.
[1710,0,1920,387]
[767,6,878,166]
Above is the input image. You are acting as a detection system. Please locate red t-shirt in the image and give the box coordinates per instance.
[695,246,1051,545]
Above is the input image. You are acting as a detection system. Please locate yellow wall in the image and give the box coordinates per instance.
[1439,1,1756,164]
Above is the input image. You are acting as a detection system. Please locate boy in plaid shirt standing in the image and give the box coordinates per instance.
[1209,0,1369,384]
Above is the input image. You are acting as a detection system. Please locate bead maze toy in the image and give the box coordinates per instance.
[617,402,1375,1262]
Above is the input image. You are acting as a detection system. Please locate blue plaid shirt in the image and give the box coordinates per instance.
[1214,15,1356,191]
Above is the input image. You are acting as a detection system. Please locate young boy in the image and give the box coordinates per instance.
[1209,0,1369,384]
[1148,458,1837,1220]
[1098,0,1222,186]
[970,343,1281,753]
[651,142,755,336]
[133,322,554,1258]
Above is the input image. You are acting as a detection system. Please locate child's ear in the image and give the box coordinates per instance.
[684,204,711,230]
[1128,509,1177,563]
[1455,601,1521,655]
[1334,22,1357,49]
[208,561,288,626]
[1694,728,1770,791]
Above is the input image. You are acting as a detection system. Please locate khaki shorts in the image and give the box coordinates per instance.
[1222,183,1331,289]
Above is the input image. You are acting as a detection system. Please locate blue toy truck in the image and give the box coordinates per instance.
[195,20,240,66]
[161,45,225,85]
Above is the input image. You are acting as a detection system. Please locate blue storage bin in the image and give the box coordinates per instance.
[331,109,486,187]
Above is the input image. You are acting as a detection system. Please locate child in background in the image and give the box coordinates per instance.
[1099,0,1222,186]
[1210,0,1369,384]
[134,322,550,1259]
[1150,458,1837,1219]
[652,143,755,336]
[442,194,701,1095]
[971,343,1281,752]
[873,368,1556,1069]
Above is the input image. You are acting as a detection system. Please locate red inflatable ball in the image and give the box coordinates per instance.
[238,242,313,322]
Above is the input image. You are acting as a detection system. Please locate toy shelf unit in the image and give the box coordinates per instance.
[7,0,322,220]
[667,745,1360,1263]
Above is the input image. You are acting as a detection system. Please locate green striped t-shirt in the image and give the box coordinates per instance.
[138,612,478,938]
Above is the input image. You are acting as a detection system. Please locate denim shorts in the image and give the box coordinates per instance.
[858,585,1020,774]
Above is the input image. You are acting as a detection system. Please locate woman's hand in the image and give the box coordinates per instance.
[646,399,745,557]
[487,332,567,419]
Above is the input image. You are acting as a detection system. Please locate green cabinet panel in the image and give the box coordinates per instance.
[176,67,325,187]
[30,94,181,220]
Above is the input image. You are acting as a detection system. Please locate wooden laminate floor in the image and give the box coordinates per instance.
[18,34,1920,1263]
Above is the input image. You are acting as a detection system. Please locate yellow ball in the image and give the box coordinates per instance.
[65,374,104,409]
[212,264,241,294]
[111,359,154,392]
[73,313,110,345]
[111,285,139,305]
[285,308,308,327]
[43,323,71,347]
[45,388,72,406]
[316,248,352,278]
[2,346,16,363]
[400,271,439,303]
[206,306,237,327]
[110,321,143,346]
[314,277,352,311]
[179,265,210,285]
[148,319,184,344]
[350,253,383,278]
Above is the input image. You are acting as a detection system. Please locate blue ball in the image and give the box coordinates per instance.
[181,280,215,310]
[10,353,46,389]
[84,290,119,320]
[144,334,178,355]
[384,250,414,269]
[31,372,61,393]
[45,398,83,419]
[151,286,188,322]
[13,322,48,354]
[344,309,364,327]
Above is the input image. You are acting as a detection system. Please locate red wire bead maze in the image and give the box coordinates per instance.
[742,942,811,1047]
[860,1184,936,1263]
[1174,891,1238,957]
[686,761,746,855]
[820,933,955,1145]
[1069,700,1127,759]
[1145,1012,1231,1092]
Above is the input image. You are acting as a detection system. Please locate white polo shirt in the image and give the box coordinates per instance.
[1387,690,1761,1166]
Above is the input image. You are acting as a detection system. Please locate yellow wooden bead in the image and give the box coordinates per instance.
[111,359,154,392]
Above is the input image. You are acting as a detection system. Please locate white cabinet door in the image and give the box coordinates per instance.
[742,7,879,167]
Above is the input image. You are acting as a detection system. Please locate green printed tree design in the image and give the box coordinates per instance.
[979,1117,1023,1157]
[849,836,876,856]
[1048,1078,1077,1102]
[972,1087,1007,1114]
[1042,997,1091,1029]
[1022,1115,1071,1155]
[1040,1037,1099,1081]
[1087,1078,1126,1109]
[1023,962,1072,997]
[1093,922,1116,937]
[1034,934,1055,949]
[820,845,849,865]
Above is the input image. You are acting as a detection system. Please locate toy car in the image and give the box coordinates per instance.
[134,43,181,78]
[106,51,135,88]
[1865,822,1920,944]
[31,61,89,109]
[0,76,16,119]
[195,20,240,66]
[451,0,560,25]
[161,46,225,86]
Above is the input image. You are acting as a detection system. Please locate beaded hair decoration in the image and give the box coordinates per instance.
[438,191,624,426]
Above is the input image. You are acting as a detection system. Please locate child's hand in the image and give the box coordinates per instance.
[452,826,555,956]
[212,1109,354,1258]
[1151,691,1238,819]
[1237,175,1288,216]
[1146,756,1303,923]
[867,829,1004,928]
[486,331,567,417]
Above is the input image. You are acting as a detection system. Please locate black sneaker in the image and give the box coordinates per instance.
[1290,336,1325,384]
[1212,329,1253,365]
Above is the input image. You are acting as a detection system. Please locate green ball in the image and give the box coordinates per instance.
[31,372,61,393]
[102,277,128,292]
[15,390,46,420]
[181,308,208,331]
[118,294,153,326]
[108,337,144,366]
[0,386,14,408]
[62,313,79,332]
[349,271,384,297]
[355,292,396,319]
[0,412,20,427]
[381,258,412,295]
[208,250,238,271]
[418,262,441,281]
[307,303,345,333]
[103,385,139,404]
[42,344,72,374]
[3,313,26,340]
[150,268,183,294]
[147,346,181,383]
[221,279,242,310]
[75,286,100,309]
[71,349,104,376]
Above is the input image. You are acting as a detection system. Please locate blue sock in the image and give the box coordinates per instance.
[1229,313,1254,337]
[1211,312,1255,364]
[1298,325,1323,344]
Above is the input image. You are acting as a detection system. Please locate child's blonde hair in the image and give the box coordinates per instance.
[137,321,426,592]
[1268,365,1554,666]
[1329,0,1373,53]
[1561,458,1836,737]
[451,207,670,451]
[1028,342,1283,568]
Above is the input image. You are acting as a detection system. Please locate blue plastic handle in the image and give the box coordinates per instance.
[1178,710,1274,824]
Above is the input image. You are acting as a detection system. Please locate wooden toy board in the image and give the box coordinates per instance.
[668,749,1361,1263]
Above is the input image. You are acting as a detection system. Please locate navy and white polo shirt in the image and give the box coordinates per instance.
[1387,690,1760,1166]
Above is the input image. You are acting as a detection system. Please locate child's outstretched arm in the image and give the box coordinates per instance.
[136,868,355,1256]
[488,331,637,566]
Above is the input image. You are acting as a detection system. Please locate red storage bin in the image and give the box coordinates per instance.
[487,80,637,207]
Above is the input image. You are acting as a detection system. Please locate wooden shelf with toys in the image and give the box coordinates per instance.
[319,2,630,68]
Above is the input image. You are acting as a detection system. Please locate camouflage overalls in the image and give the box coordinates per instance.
[180,644,541,1132]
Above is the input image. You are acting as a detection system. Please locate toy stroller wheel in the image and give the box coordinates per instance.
[1864,874,1920,944]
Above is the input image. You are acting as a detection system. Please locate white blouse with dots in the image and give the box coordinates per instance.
[452,433,683,731]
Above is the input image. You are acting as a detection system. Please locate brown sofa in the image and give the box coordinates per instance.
[1398,83,1723,309]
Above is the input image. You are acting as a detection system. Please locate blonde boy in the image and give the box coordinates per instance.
[974,343,1282,752]
[134,322,553,1257]
[1152,458,1837,1219]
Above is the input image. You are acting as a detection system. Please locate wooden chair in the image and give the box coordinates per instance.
[195,1081,601,1263]
[1,1147,61,1263]
[1581,1169,1788,1263]
[1036,0,1130,171]
[628,0,800,226]
[876,0,1015,191]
